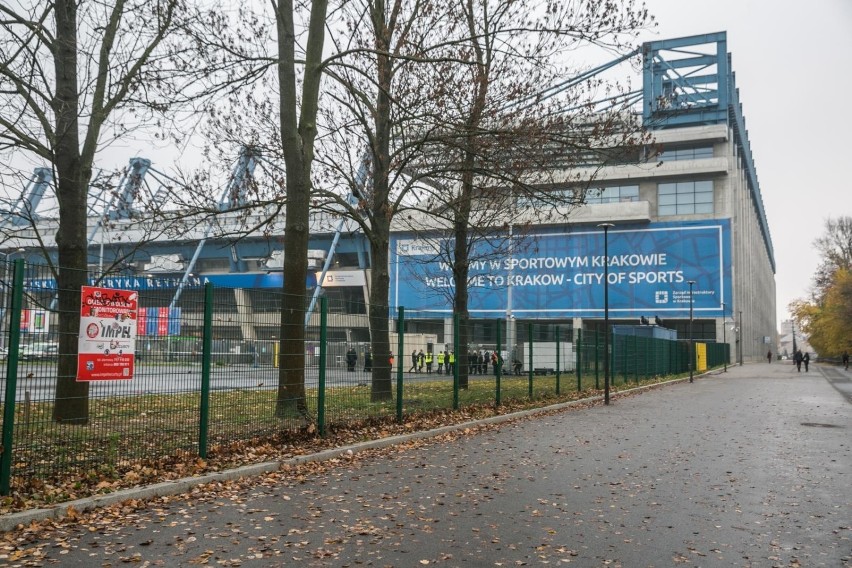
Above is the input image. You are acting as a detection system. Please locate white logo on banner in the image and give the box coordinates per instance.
[397,239,439,256]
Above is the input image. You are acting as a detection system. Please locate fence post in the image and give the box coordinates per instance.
[594,330,600,389]
[555,326,560,395]
[452,312,459,410]
[576,328,582,392]
[318,297,328,436]
[495,319,502,407]
[636,337,641,382]
[610,332,616,388]
[0,260,24,495]
[396,307,404,423]
[527,322,533,398]
[198,282,213,459]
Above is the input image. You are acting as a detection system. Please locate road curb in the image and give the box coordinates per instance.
[0,374,701,532]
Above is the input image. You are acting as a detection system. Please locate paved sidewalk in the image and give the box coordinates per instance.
[3,363,850,566]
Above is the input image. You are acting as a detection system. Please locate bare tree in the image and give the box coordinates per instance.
[0,0,254,423]
[269,0,330,417]
[316,0,652,392]
[311,0,470,401]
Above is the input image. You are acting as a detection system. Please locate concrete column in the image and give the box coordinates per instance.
[573,317,583,337]
[233,288,256,340]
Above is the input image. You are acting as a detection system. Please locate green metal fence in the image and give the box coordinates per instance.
[0,259,729,494]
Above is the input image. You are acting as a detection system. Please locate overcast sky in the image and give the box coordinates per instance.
[140,0,849,329]
[636,0,852,325]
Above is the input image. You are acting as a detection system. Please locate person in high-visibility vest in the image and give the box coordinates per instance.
[448,351,455,375]
[425,351,433,374]
[437,351,445,374]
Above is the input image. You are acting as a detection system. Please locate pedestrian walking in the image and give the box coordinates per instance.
[843,350,849,371]
[794,349,803,373]
[767,350,772,364]
[409,350,418,373]
[417,349,425,372]
[803,351,810,372]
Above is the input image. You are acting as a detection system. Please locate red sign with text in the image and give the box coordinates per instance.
[77,286,138,381]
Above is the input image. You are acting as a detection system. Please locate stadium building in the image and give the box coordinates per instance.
[2,32,776,364]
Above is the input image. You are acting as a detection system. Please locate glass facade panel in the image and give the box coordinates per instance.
[659,193,677,206]
[657,145,714,162]
[585,185,639,204]
[657,180,714,216]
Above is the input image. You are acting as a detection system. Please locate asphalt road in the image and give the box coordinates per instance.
[4,363,506,402]
[5,362,851,567]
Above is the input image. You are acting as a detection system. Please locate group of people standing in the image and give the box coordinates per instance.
[408,349,437,373]
[345,347,378,372]
[406,349,503,376]
[345,346,512,376]
[463,350,501,376]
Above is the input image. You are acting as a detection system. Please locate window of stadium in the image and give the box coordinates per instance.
[656,145,714,162]
[658,180,714,216]
[584,185,639,204]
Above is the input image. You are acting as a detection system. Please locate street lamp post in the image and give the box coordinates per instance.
[738,310,743,365]
[721,301,727,372]
[687,280,695,383]
[598,223,614,405]
[791,321,798,359]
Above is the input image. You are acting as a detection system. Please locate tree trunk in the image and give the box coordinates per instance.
[369,221,392,401]
[51,0,90,424]
[272,0,328,418]
[274,175,309,417]
[453,217,471,390]
[366,2,394,402]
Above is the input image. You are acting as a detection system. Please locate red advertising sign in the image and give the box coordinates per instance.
[77,286,138,381]
[19,309,31,332]
[137,308,147,336]
[157,307,169,336]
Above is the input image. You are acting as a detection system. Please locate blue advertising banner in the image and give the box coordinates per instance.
[24,272,317,292]
[390,220,732,318]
